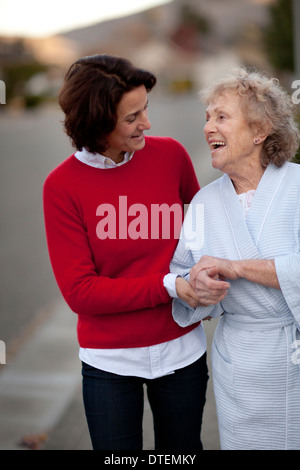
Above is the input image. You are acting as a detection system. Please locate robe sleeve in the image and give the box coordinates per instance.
[275,254,300,329]
[170,200,223,327]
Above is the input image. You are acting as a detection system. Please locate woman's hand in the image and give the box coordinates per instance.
[191,255,280,292]
[192,256,240,280]
[175,276,203,309]
[189,256,231,305]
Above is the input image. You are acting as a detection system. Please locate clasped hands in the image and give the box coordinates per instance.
[175,255,237,311]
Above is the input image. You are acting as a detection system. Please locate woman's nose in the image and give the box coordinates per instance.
[204,119,215,134]
[139,111,151,130]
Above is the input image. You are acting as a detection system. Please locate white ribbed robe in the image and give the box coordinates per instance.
[171,162,300,450]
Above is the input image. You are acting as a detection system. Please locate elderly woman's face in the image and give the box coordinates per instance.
[104,85,151,163]
[204,91,257,175]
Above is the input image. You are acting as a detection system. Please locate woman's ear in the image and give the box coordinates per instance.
[253,122,272,145]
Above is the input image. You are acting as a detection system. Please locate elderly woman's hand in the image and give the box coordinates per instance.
[191,255,280,293]
[189,256,231,305]
[193,255,240,280]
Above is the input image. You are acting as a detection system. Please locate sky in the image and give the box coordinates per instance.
[0,0,171,38]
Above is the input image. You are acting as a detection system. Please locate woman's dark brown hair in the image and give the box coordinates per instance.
[58,54,157,154]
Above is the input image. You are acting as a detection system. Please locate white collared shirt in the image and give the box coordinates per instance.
[75,147,133,169]
[75,148,205,378]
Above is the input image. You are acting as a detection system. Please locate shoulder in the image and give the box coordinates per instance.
[191,177,221,203]
[285,161,300,176]
[143,136,192,172]
[44,155,77,190]
[186,177,222,211]
[279,162,300,191]
[144,135,187,154]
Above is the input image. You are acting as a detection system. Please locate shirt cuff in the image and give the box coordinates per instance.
[163,273,180,298]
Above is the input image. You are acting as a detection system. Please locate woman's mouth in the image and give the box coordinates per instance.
[210,141,226,152]
[209,140,226,151]
[131,133,144,142]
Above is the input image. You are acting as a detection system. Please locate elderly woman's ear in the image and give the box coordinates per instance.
[252,122,272,145]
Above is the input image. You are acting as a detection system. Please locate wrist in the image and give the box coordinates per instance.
[231,260,243,279]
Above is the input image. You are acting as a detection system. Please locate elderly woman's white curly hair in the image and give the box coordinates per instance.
[200,68,300,168]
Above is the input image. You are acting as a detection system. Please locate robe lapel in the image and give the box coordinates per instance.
[219,164,288,260]
[246,163,288,245]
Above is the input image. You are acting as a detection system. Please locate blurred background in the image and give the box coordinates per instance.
[0,0,299,450]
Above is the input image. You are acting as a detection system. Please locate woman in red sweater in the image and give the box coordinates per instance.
[43,54,208,450]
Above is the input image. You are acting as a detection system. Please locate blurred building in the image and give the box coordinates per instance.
[0,0,275,105]
[57,0,273,90]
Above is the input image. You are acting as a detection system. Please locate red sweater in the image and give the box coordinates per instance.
[43,136,200,348]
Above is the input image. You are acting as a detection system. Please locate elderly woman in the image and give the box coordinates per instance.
[43,54,208,450]
[170,68,300,450]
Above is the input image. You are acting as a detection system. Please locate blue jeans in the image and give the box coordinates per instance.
[82,354,208,450]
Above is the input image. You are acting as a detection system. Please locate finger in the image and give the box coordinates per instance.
[190,264,216,280]
[194,285,229,304]
[195,277,230,291]
[205,266,230,284]
[190,265,216,288]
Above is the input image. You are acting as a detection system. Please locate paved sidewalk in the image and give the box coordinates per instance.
[0,300,220,450]
[0,301,81,450]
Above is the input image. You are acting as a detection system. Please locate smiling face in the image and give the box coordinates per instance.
[104,85,151,163]
[204,91,260,177]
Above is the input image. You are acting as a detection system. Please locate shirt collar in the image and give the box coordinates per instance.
[75,147,134,169]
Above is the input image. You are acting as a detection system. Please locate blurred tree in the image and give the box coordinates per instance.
[180,4,210,34]
[264,0,294,72]
[292,115,300,164]
[2,61,48,105]
[171,3,211,54]
[264,0,300,163]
